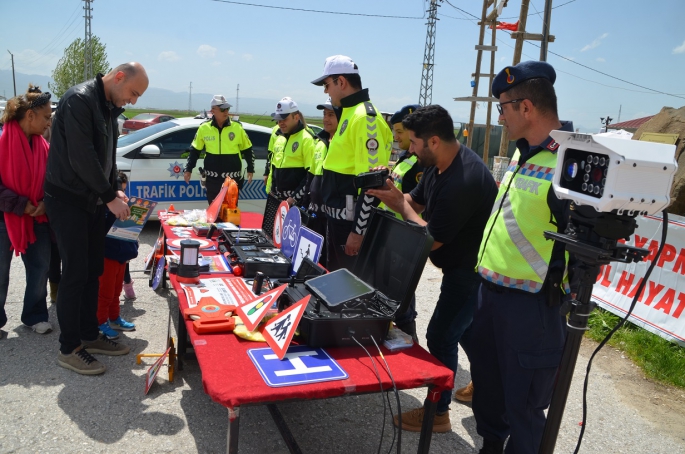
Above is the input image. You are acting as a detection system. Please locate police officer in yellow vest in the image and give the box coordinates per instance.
[183,95,254,203]
[263,124,280,194]
[311,55,393,271]
[307,97,339,266]
[267,97,317,207]
[470,61,575,454]
[379,104,424,218]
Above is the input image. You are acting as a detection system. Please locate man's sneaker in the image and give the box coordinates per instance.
[455,381,474,403]
[58,347,106,375]
[123,280,136,300]
[109,316,135,331]
[98,322,119,340]
[392,407,451,433]
[28,321,53,334]
[83,334,130,356]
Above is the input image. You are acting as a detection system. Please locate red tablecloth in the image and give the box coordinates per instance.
[162,215,454,410]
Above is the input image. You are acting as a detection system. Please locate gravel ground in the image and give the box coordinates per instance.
[1,221,684,453]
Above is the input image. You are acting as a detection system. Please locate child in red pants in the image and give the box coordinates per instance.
[97,174,138,339]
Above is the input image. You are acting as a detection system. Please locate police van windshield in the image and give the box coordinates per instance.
[117,122,176,147]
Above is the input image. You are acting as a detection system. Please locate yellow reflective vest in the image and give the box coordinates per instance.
[188,119,254,177]
[477,146,570,293]
[269,124,317,203]
[321,89,392,227]
[379,153,419,219]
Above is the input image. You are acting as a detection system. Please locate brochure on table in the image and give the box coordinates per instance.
[180,277,254,308]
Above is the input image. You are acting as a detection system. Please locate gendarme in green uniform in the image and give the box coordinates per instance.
[477,121,574,294]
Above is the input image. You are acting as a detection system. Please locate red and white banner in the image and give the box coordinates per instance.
[592,214,685,346]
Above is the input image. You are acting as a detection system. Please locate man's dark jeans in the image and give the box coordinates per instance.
[45,195,105,354]
[426,267,481,413]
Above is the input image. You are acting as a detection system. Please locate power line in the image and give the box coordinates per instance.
[33,1,82,55]
[440,1,685,101]
[439,0,577,20]
[22,13,82,67]
[209,0,425,19]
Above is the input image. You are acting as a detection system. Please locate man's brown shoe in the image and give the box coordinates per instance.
[392,407,451,433]
[82,334,130,356]
[58,347,106,375]
[455,381,474,402]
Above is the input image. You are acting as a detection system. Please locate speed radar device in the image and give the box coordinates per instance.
[540,131,678,453]
[550,130,677,215]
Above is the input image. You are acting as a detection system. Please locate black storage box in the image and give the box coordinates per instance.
[230,244,291,278]
[281,209,433,347]
[220,229,272,247]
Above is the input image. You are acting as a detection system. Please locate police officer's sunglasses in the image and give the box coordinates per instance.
[322,77,339,90]
[496,98,526,115]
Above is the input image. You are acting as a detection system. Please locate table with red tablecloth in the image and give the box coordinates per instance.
[159,214,454,454]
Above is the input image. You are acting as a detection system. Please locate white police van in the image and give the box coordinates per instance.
[116,117,271,218]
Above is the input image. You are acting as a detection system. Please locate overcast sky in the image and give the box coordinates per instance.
[1,0,683,132]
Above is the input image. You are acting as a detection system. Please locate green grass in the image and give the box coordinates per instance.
[586,308,685,388]
[122,109,323,128]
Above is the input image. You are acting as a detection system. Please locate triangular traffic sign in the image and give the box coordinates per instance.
[235,286,286,332]
[261,295,309,360]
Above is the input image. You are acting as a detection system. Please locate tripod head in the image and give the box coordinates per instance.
[544,203,648,268]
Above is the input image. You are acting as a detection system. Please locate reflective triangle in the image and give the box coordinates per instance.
[235,286,286,332]
[261,296,309,360]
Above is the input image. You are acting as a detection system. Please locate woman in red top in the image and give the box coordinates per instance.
[0,86,53,337]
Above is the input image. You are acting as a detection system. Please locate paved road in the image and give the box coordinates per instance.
[1,221,683,453]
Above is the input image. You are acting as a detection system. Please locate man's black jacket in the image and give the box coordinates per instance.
[44,74,124,213]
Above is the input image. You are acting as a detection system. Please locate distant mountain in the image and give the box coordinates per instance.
[0,69,52,99]
[133,86,321,117]
[0,70,319,116]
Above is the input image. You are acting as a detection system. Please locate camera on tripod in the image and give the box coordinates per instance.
[550,131,677,216]
[353,169,389,190]
[539,131,678,453]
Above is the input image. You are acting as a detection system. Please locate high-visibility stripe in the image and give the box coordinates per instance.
[518,162,555,181]
[478,266,544,292]
[501,196,548,281]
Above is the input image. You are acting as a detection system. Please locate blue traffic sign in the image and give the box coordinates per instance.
[281,207,301,259]
[248,345,348,387]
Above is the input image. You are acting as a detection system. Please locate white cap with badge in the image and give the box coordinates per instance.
[210,95,232,109]
[311,55,359,86]
[271,97,299,121]
[316,97,334,111]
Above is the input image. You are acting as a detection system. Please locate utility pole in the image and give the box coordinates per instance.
[418,0,441,106]
[188,82,192,112]
[539,0,553,61]
[236,84,240,114]
[497,0,555,157]
[453,0,502,164]
[7,50,16,96]
[83,0,94,81]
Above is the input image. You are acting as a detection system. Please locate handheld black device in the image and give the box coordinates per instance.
[353,169,389,190]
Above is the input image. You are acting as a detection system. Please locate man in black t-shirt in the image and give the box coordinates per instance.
[368,105,497,433]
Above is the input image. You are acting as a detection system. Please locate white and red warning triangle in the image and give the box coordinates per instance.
[261,295,309,360]
[235,286,286,332]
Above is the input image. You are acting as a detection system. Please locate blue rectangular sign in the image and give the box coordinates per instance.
[248,345,348,387]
